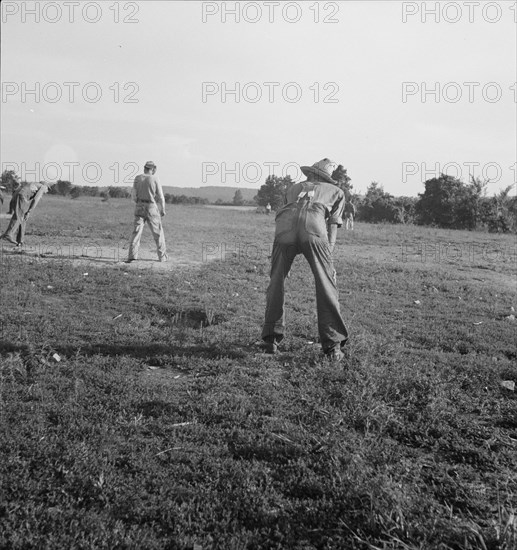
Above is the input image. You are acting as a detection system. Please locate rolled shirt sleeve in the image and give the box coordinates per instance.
[328,190,345,226]
[28,183,49,212]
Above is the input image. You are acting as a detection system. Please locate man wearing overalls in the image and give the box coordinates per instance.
[262,159,349,361]
[127,161,168,263]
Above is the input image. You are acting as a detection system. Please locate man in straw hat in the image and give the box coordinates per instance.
[126,161,168,263]
[1,180,54,247]
[262,158,349,361]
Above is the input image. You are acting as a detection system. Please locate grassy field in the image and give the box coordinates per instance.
[1,196,516,549]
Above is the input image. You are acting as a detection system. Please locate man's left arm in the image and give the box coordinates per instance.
[26,184,48,218]
[327,191,345,252]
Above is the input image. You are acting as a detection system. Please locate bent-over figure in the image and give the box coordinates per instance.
[262,158,349,361]
[1,181,53,247]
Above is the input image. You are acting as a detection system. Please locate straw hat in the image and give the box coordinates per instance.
[300,158,338,184]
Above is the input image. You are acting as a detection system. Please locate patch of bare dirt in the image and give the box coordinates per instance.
[0,241,201,271]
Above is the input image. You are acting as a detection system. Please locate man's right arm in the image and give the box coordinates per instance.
[327,224,338,252]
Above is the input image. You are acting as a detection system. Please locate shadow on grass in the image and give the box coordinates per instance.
[0,339,249,362]
[0,247,121,266]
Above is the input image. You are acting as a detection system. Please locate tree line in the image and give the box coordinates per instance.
[355,176,515,233]
[254,167,516,233]
[0,171,208,205]
[2,168,515,233]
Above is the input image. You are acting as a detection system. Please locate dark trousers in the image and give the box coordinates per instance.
[262,233,348,353]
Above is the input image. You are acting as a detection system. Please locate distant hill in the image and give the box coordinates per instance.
[162,186,257,203]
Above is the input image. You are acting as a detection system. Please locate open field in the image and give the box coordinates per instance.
[1,196,516,549]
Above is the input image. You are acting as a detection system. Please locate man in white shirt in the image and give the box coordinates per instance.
[127,161,168,263]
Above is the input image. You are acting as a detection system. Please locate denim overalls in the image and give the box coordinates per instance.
[262,181,349,353]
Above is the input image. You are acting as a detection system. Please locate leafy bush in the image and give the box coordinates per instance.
[1,169,20,193]
[108,186,131,199]
[357,182,400,223]
[255,175,294,210]
[415,175,516,232]
[48,180,73,197]
[164,194,208,205]
[233,189,244,206]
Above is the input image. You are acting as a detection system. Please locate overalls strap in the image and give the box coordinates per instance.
[296,182,316,204]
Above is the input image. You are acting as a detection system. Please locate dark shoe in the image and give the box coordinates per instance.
[125,258,136,263]
[265,341,278,354]
[263,337,278,354]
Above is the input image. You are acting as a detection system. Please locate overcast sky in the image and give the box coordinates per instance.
[1,1,515,196]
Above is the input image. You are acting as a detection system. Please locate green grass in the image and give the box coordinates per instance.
[1,196,516,549]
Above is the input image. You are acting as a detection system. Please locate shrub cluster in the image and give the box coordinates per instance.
[3,169,516,232]
[253,169,516,232]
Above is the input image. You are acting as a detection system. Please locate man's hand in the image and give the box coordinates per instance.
[327,224,338,253]
[161,210,166,217]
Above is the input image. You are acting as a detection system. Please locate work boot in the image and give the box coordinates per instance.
[263,336,278,354]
